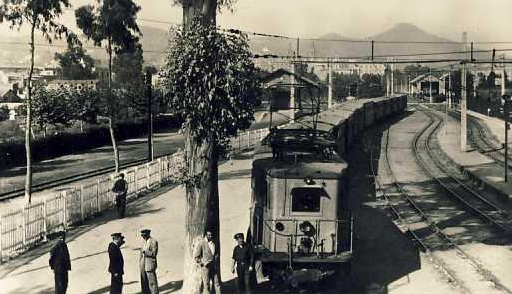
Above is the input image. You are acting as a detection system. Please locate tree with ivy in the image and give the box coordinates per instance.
[161,9,260,293]
[75,0,141,172]
[0,0,76,203]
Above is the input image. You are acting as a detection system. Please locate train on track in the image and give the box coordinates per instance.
[249,95,407,288]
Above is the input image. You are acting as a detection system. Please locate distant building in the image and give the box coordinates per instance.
[312,60,386,80]
[0,87,23,120]
[261,68,321,119]
[46,79,99,91]
[409,73,445,96]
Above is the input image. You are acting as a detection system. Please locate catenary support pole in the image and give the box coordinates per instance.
[461,62,468,152]
[146,71,153,162]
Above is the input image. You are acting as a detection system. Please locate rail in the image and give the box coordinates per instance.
[0,127,270,262]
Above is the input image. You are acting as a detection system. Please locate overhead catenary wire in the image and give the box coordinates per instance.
[136,17,512,45]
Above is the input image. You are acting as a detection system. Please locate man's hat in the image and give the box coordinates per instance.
[141,229,151,235]
[111,233,123,238]
[234,233,244,240]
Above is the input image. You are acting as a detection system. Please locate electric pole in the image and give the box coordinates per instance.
[448,66,452,108]
[146,70,153,162]
[429,67,433,103]
[461,62,468,152]
[328,58,333,108]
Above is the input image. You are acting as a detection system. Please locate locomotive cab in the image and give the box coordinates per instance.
[251,129,353,287]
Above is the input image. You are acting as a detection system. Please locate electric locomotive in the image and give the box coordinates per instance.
[250,127,353,287]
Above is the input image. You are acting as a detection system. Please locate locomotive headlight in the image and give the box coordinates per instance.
[275,222,285,232]
[304,176,315,185]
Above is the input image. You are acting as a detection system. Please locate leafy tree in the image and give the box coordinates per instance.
[55,42,97,80]
[403,64,430,79]
[70,87,102,131]
[29,87,74,137]
[113,43,146,117]
[0,105,9,121]
[161,16,260,294]
[75,0,141,172]
[332,72,359,100]
[0,0,76,203]
[360,73,384,98]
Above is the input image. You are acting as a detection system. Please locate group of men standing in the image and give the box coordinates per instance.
[194,231,254,294]
[48,173,254,294]
[49,229,159,294]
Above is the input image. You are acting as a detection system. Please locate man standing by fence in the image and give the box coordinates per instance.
[112,173,128,218]
[49,231,71,294]
[140,229,159,294]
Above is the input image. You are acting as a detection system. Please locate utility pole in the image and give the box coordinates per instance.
[504,95,510,182]
[328,58,333,108]
[290,62,295,122]
[461,62,468,152]
[503,95,510,182]
[502,57,506,97]
[429,67,433,103]
[448,66,452,108]
[391,59,394,95]
[146,70,153,162]
[386,61,391,97]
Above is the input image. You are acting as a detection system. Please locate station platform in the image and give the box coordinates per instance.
[0,152,254,294]
[433,107,512,204]
[467,110,507,144]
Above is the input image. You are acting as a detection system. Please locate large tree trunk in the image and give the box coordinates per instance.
[180,2,219,293]
[107,38,120,172]
[182,130,220,293]
[24,22,36,204]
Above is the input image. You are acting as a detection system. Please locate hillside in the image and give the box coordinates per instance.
[0,23,490,68]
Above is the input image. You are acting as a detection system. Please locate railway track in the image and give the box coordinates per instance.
[447,109,512,171]
[420,108,512,232]
[0,155,169,201]
[370,108,512,294]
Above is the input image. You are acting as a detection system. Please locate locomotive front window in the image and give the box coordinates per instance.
[290,187,326,213]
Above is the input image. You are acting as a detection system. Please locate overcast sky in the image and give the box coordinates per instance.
[1,0,511,43]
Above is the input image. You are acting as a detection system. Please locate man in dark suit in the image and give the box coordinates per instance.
[231,233,253,294]
[194,230,221,294]
[112,173,128,218]
[49,231,71,294]
[108,233,125,294]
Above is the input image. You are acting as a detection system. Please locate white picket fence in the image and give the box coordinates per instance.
[0,127,270,262]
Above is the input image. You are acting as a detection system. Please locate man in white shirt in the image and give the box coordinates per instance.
[194,231,221,294]
[140,229,159,294]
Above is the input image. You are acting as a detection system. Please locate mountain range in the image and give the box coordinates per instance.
[0,23,490,68]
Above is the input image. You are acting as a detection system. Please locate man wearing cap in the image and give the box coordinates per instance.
[108,233,125,294]
[49,231,71,294]
[194,231,221,294]
[112,173,128,218]
[140,229,159,294]
[231,233,253,294]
